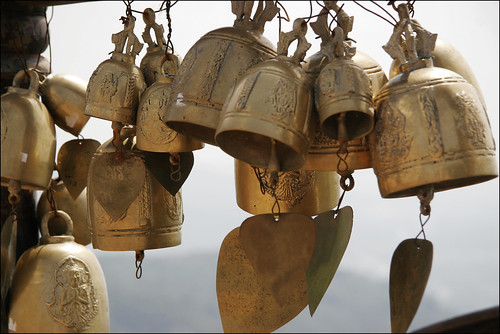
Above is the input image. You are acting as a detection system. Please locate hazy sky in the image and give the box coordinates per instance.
[40,0,498,329]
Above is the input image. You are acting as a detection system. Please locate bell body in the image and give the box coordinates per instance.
[235,159,339,216]
[371,59,497,198]
[8,211,109,333]
[37,180,90,246]
[140,46,181,87]
[216,57,314,171]
[136,75,204,152]
[85,52,147,125]
[40,74,90,136]
[301,50,387,171]
[87,127,184,251]
[1,70,56,190]
[165,26,277,146]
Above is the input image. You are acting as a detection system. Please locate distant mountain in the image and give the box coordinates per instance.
[95,250,459,333]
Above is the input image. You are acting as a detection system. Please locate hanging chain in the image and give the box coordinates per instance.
[46,180,60,216]
[253,167,281,221]
[135,250,145,279]
[169,152,182,182]
[164,0,174,56]
[415,184,434,241]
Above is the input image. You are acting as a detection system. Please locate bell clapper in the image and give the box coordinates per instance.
[135,250,145,279]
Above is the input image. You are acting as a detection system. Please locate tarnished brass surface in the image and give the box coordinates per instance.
[40,73,90,136]
[217,227,308,333]
[239,213,315,306]
[1,69,56,190]
[136,73,204,152]
[390,238,433,333]
[57,138,100,200]
[306,206,353,316]
[8,210,109,333]
[165,1,278,146]
[84,16,146,125]
[37,179,90,245]
[87,127,183,251]
[235,159,339,216]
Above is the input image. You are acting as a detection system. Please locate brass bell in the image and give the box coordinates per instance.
[1,69,56,190]
[136,58,204,153]
[40,73,90,136]
[8,210,109,332]
[164,1,279,146]
[37,179,90,246]
[235,159,340,216]
[84,15,146,125]
[87,126,184,251]
[139,8,182,87]
[371,6,498,198]
[315,26,374,141]
[216,18,314,172]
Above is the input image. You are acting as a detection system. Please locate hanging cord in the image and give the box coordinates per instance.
[275,1,290,41]
[352,1,397,27]
[415,184,434,241]
[46,180,60,217]
[389,1,416,17]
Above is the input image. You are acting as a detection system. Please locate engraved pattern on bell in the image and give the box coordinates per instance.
[455,92,487,148]
[138,88,178,145]
[267,78,296,122]
[46,256,99,331]
[418,89,444,159]
[259,169,316,207]
[165,190,182,222]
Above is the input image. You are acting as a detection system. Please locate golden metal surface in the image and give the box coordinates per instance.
[1,69,56,190]
[84,16,146,125]
[165,1,278,146]
[306,206,353,316]
[390,238,433,333]
[37,179,90,245]
[8,210,109,333]
[1,215,17,306]
[217,227,307,333]
[239,213,315,306]
[40,73,90,136]
[235,159,339,216]
[57,138,100,200]
[87,127,183,251]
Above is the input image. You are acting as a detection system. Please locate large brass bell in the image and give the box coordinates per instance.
[37,179,90,245]
[87,126,184,251]
[40,73,90,136]
[164,1,279,146]
[8,210,110,333]
[136,56,204,153]
[216,18,314,172]
[371,6,498,198]
[1,69,56,190]
[84,16,146,125]
[235,159,340,216]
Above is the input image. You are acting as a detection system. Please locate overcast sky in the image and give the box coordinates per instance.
[40,0,498,329]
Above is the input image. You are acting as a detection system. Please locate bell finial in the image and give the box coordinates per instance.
[232,1,279,33]
[277,18,311,64]
[142,8,166,50]
[112,15,144,58]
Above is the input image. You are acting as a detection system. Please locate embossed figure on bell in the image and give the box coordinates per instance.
[1,69,56,190]
[8,211,109,333]
[164,1,279,146]
[216,18,314,171]
[371,4,498,198]
[87,127,184,251]
[85,16,146,125]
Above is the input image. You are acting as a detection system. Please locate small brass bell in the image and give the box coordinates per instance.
[87,126,184,251]
[371,5,498,198]
[139,8,182,87]
[235,159,339,216]
[136,57,204,153]
[37,179,91,246]
[216,18,314,172]
[8,210,110,333]
[1,69,56,190]
[40,73,90,136]
[164,1,279,146]
[85,15,146,125]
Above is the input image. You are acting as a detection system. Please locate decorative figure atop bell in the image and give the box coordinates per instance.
[216,18,314,172]
[164,1,279,146]
[8,211,110,333]
[371,4,497,198]
[1,69,56,190]
[85,15,146,125]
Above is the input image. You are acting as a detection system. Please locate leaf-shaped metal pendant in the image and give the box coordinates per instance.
[1,214,17,303]
[390,238,433,333]
[142,151,194,196]
[217,227,308,333]
[89,151,146,221]
[57,139,100,200]
[239,213,316,306]
[306,206,353,316]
